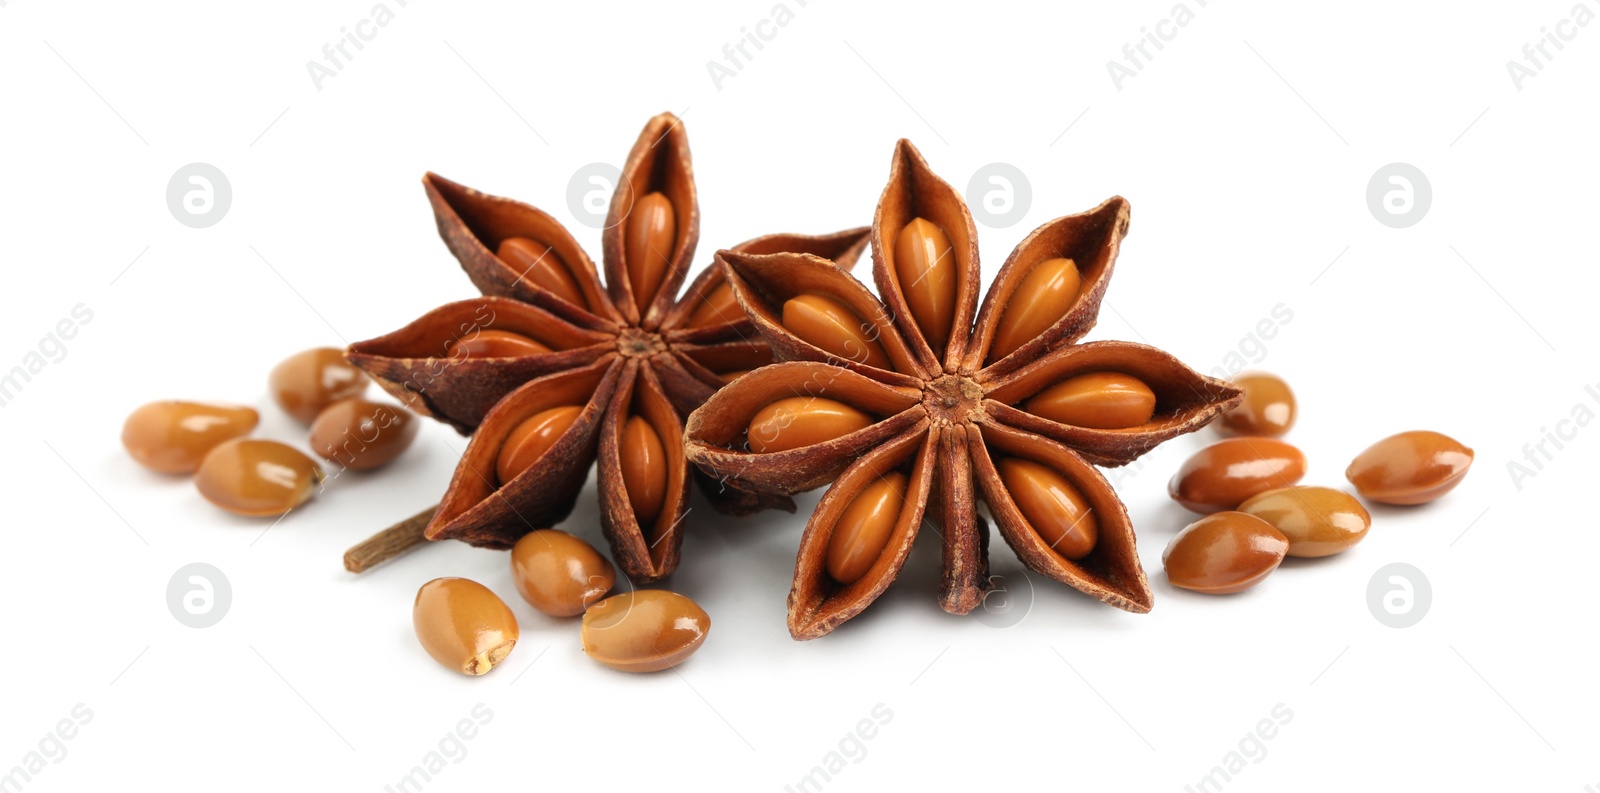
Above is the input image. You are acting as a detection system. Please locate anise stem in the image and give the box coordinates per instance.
[344,505,437,573]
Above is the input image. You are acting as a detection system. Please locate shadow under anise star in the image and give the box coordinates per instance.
[344,112,867,582]
[686,139,1242,638]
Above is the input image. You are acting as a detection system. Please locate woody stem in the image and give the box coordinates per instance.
[343,505,437,573]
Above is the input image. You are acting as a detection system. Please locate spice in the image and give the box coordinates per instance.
[685,139,1242,638]
[1163,512,1288,594]
[1346,430,1473,505]
[413,577,518,675]
[121,401,258,474]
[1168,438,1307,513]
[581,590,709,673]
[342,113,870,581]
[268,348,368,424]
[194,438,322,516]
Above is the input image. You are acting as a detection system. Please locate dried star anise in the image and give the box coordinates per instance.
[685,140,1242,638]
[345,113,867,581]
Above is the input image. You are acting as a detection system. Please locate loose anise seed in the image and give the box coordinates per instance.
[989,257,1082,362]
[194,438,323,517]
[684,282,739,329]
[781,293,891,369]
[269,347,368,424]
[511,530,615,617]
[309,398,418,472]
[1345,430,1473,505]
[1163,512,1288,594]
[1238,486,1370,557]
[746,397,874,454]
[497,405,583,485]
[1217,372,1296,437]
[1168,437,1307,513]
[581,590,710,673]
[447,329,553,359]
[826,471,909,585]
[496,237,585,308]
[1024,371,1156,430]
[121,400,259,474]
[997,458,1098,560]
[894,217,957,354]
[620,416,668,526]
[413,577,518,675]
[625,192,675,314]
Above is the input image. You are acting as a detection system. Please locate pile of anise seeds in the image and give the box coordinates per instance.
[121,346,418,516]
[1162,371,1475,594]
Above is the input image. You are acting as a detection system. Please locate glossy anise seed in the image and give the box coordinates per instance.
[413,577,518,675]
[447,329,552,359]
[309,398,419,472]
[746,397,874,454]
[269,347,368,424]
[1218,372,1296,437]
[1346,430,1473,505]
[1163,512,1287,594]
[684,282,739,329]
[497,405,583,485]
[625,192,675,314]
[122,401,259,474]
[989,257,1082,361]
[1239,486,1370,557]
[826,471,909,585]
[496,237,585,308]
[1169,437,1307,513]
[1024,371,1156,430]
[581,590,710,673]
[620,416,668,526]
[894,217,957,353]
[781,293,891,370]
[511,530,615,617]
[997,458,1098,560]
[194,439,323,517]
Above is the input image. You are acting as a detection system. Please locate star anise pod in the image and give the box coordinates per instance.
[345,113,867,581]
[685,140,1242,638]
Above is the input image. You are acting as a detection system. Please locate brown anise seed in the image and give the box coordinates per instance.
[718,369,754,384]
[997,458,1098,560]
[685,282,739,329]
[625,192,675,314]
[894,217,956,353]
[746,397,873,454]
[511,530,615,617]
[989,257,1082,361]
[1218,372,1296,437]
[781,293,891,370]
[496,237,585,308]
[447,329,552,359]
[413,577,518,675]
[1024,371,1156,430]
[497,405,583,485]
[826,471,909,585]
[581,590,709,673]
[620,416,668,526]
[1163,512,1288,594]
[269,347,368,424]
[1346,430,1473,505]
[1239,486,1370,558]
[194,438,323,517]
[1169,438,1307,513]
[121,401,259,474]
[309,398,418,472]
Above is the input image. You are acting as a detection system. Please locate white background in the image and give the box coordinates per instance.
[2,1,1596,791]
